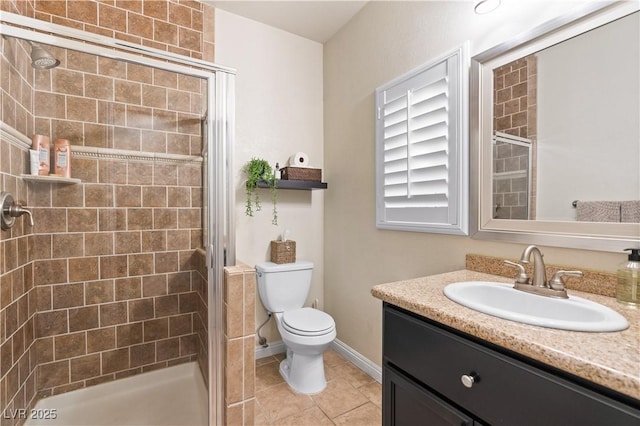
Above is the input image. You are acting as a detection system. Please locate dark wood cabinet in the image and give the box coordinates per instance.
[383,303,640,426]
[384,365,476,426]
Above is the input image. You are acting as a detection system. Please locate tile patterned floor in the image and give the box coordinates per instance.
[255,350,382,425]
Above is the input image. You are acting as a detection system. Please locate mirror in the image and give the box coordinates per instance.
[471,2,640,252]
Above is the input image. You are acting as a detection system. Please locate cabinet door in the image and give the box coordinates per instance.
[384,365,475,426]
[384,304,640,426]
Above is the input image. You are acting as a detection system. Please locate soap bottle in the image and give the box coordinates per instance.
[616,248,640,306]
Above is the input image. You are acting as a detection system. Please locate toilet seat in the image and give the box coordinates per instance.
[282,307,335,336]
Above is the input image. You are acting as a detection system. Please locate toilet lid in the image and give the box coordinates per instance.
[282,307,335,336]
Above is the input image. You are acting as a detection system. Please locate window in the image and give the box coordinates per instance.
[375,43,469,235]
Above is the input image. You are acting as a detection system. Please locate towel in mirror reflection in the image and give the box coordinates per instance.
[575,200,640,223]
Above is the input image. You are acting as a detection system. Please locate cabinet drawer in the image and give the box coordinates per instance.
[384,365,476,426]
[384,305,640,426]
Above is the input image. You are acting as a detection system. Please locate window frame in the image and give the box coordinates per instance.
[375,42,470,235]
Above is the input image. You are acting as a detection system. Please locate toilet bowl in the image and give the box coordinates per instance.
[256,261,337,394]
[275,308,336,394]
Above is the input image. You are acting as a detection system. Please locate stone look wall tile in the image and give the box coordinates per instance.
[226,272,244,339]
[224,265,258,425]
[492,55,537,220]
[195,249,208,386]
[225,337,243,405]
[1,0,216,422]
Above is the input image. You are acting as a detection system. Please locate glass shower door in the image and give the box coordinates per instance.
[492,132,532,220]
[0,13,234,424]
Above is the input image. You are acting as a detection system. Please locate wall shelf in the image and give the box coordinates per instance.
[256,179,327,190]
[21,174,81,184]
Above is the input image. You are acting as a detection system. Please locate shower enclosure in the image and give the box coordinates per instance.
[0,11,234,425]
[492,132,532,220]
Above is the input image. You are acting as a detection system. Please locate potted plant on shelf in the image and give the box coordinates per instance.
[244,158,278,225]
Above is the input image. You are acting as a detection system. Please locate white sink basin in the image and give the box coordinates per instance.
[444,281,629,332]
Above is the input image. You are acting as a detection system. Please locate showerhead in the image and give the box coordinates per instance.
[28,41,60,69]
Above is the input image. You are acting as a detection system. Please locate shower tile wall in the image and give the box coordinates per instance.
[30,154,204,397]
[493,55,538,220]
[493,56,537,139]
[492,142,530,220]
[1,35,38,426]
[0,1,216,424]
[195,249,208,385]
[29,51,206,398]
[1,0,215,62]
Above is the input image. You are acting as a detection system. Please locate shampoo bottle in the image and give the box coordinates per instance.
[31,134,50,175]
[53,138,71,178]
[616,248,640,306]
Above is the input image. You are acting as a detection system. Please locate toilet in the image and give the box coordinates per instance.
[255,260,336,394]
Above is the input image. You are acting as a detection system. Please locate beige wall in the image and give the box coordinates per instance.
[323,0,625,366]
[214,10,324,344]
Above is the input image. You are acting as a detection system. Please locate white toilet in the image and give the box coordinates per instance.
[255,260,336,394]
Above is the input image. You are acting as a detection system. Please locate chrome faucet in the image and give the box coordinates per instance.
[520,245,547,288]
[1,191,34,230]
[503,245,582,299]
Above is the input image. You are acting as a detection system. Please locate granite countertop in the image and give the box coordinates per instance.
[371,270,640,401]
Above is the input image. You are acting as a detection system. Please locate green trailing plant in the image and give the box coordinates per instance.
[244,158,278,225]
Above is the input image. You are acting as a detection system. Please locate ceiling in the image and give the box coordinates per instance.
[208,1,369,43]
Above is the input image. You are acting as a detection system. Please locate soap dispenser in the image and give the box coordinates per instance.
[616,248,640,306]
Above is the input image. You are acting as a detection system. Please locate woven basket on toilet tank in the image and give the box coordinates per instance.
[270,240,296,264]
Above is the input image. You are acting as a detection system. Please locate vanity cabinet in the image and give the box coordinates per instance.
[384,365,477,425]
[383,303,640,426]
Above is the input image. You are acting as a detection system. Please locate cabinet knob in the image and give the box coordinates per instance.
[461,373,479,388]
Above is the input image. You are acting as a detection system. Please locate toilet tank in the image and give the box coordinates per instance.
[255,260,313,313]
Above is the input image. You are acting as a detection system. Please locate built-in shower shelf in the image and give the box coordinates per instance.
[256,179,327,190]
[21,174,81,184]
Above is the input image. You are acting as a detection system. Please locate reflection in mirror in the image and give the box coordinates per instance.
[491,11,639,223]
[471,1,640,252]
[493,132,532,220]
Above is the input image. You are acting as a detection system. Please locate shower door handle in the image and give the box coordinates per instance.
[208,244,228,269]
[208,244,216,269]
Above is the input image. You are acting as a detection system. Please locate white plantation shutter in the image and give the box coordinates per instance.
[375,44,469,235]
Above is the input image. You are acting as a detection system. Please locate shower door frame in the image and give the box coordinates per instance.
[492,132,533,220]
[0,12,235,426]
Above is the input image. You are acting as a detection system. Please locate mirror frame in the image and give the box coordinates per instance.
[470,1,640,253]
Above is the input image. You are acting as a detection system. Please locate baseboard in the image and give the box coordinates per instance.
[255,341,286,359]
[331,339,382,384]
[254,338,382,384]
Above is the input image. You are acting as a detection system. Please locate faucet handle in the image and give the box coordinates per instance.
[549,270,583,290]
[503,260,530,285]
[9,202,34,227]
[1,192,34,229]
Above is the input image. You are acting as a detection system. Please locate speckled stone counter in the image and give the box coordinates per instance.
[371,270,640,401]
